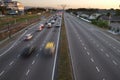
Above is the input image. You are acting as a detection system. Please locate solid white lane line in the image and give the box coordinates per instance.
[87,52,90,55]
[9,61,14,66]
[112,60,118,65]
[26,69,30,76]
[96,67,100,72]
[0,31,27,57]
[0,71,4,76]
[105,54,110,58]
[32,60,35,65]
[90,58,94,63]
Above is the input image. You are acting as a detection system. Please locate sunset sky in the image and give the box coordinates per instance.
[13,0,120,9]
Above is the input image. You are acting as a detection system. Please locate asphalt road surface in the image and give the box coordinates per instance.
[0,15,62,80]
[64,13,120,80]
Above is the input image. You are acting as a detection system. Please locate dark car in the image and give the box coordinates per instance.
[22,46,36,57]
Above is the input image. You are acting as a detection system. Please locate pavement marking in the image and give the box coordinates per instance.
[32,60,35,65]
[96,66,100,72]
[103,78,106,80]
[97,44,99,47]
[78,37,81,40]
[87,52,90,55]
[101,49,104,52]
[112,60,118,65]
[36,54,39,57]
[90,58,94,63]
[105,54,110,58]
[26,69,30,76]
[0,71,4,76]
[113,46,116,49]
[82,43,84,46]
[9,61,14,66]
[80,40,82,42]
[0,30,27,57]
[84,47,87,50]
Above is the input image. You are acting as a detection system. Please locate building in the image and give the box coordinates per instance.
[0,0,24,15]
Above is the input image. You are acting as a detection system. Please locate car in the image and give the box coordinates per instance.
[37,24,44,31]
[51,20,55,24]
[44,42,55,56]
[22,46,36,57]
[47,23,52,28]
[24,34,33,40]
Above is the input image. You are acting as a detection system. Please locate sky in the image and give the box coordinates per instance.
[13,0,120,9]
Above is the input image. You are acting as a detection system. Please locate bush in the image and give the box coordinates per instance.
[91,19,109,29]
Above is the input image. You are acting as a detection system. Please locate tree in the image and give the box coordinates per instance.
[0,6,7,15]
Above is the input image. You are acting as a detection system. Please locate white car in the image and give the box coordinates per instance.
[24,34,33,40]
[47,23,52,28]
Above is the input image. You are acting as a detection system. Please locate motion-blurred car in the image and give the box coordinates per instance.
[37,24,44,31]
[47,23,52,28]
[51,20,55,24]
[22,46,36,57]
[44,42,55,56]
[24,34,33,40]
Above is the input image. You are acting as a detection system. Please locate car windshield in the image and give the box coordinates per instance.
[0,0,120,80]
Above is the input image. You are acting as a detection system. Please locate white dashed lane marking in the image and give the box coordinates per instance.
[87,52,90,55]
[0,71,4,76]
[96,67,100,72]
[32,60,35,65]
[105,54,110,58]
[101,49,103,52]
[90,58,94,63]
[26,69,30,76]
[112,60,118,65]
[9,61,14,66]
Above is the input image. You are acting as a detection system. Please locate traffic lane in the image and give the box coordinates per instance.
[0,26,56,80]
[65,18,101,80]
[24,27,60,80]
[71,18,120,64]
[72,15,120,53]
[0,27,51,76]
[68,15,120,80]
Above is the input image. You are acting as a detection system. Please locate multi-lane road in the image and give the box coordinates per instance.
[1,12,120,80]
[0,14,62,80]
[64,13,120,80]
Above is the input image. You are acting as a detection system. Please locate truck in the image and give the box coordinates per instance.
[44,42,55,56]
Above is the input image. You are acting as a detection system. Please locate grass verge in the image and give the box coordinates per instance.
[57,15,73,80]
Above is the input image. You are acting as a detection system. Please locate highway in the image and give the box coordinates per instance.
[0,14,62,80]
[64,13,120,80]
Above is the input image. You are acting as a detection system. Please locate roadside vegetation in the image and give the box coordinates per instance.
[57,15,73,80]
[0,12,51,41]
[91,19,109,29]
